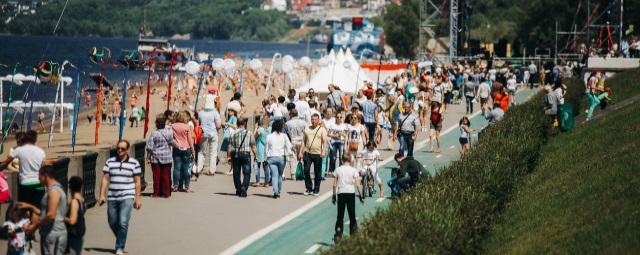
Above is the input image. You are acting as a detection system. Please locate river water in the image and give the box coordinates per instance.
[0,35,324,103]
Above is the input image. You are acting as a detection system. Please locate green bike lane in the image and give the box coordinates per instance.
[230,88,538,255]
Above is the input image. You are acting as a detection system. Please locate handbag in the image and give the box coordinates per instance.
[231,131,250,159]
[348,140,359,152]
[295,162,304,180]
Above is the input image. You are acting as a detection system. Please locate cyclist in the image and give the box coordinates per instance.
[359,141,384,198]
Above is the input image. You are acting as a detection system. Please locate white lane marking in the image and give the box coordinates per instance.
[449,145,455,149]
[305,244,322,254]
[219,91,542,254]
[376,197,385,203]
[436,154,442,158]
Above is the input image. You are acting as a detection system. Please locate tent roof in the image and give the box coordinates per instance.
[297,49,372,94]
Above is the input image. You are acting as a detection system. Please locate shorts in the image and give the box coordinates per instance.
[430,122,442,131]
[444,92,453,104]
[459,137,469,145]
[480,97,488,105]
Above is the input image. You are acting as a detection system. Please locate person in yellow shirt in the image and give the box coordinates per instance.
[298,113,328,196]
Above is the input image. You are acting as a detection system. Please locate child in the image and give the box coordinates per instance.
[3,206,32,255]
[359,141,384,198]
[65,176,86,255]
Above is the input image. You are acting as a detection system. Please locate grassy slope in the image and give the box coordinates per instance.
[484,72,640,254]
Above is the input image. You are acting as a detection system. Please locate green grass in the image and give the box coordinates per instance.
[484,100,640,255]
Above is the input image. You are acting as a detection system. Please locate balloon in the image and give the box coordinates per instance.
[282,62,294,73]
[249,59,263,71]
[298,56,311,68]
[212,58,225,71]
[61,76,73,85]
[224,59,236,75]
[185,61,200,75]
[282,55,294,64]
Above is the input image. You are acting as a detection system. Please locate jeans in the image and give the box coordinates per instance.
[232,155,252,193]
[197,136,218,174]
[255,161,270,184]
[398,132,415,158]
[465,95,474,114]
[151,163,172,197]
[107,198,134,250]
[364,122,376,142]
[172,149,192,189]
[335,193,357,237]
[267,156,285,194]
[329,141,344,173]
[303,153,323,193]
[40,233,67,255]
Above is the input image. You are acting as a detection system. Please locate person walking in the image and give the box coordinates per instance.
[459,117,473,157]
[360,93,378,142]
[429,102,443,153]
[65,176,86,255]
[332,155,363,242]
[98,140,142,255]
[18,165,68,255]
[171,111,195,192]
[253,117,271,187]
[266,120,292,198]
[198,94,222,176]
[298,114,328,196]
[130,106,140,128]
[0,130,46,207]
[328,112,347,174]
[285,109,307,180]
[227,118,256,197]
[146,115,174,198]
[393,101,420,158]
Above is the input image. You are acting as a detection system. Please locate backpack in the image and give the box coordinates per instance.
[194,125,204,144]
[430,110,442,124]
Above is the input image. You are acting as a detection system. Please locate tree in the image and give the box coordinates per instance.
[383,0,419,58]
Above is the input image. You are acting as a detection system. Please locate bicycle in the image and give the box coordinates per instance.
[360,157,382,198]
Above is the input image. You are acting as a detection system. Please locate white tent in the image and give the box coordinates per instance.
[297,49,372,94]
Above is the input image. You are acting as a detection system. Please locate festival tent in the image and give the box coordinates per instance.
[297,49,372,94]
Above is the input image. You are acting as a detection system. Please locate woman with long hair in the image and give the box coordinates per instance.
[458,116,473,157]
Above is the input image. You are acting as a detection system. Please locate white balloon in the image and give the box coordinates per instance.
[224,59,236,74]
[298,56,311,68]
[282,62,294,73]
[62,76,73,85]
[185,61,200,75]
[212,58,225,71]
[14,73,26,80]
[282,55,294,64]
[249,59,263,71]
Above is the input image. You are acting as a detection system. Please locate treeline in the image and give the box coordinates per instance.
[383,0,640,58]
[0,0,293,41]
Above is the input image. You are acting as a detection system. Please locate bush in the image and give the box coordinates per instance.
[324,92,548,254]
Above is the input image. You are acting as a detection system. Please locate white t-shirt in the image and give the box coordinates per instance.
[507,78,517,90]
[266,133,291,157]
[322,117,335,129]
[347,124,364,142]
[333,165,359,194]
[360,149,380,162]
[11,144,46,184]
[433,84,443,101]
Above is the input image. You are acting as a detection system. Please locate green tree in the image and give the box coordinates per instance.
[383,0,419,58]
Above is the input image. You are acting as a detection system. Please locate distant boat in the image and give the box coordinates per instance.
[118,36,193,71]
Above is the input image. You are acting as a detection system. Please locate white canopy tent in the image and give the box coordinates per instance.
[297,49,372,94]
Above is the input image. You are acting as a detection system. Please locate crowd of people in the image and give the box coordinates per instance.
[3,54,621,253]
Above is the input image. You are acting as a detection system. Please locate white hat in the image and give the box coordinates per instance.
[204,94,216,110]
[227,100,241,113]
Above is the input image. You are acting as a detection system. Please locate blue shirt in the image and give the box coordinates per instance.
[361,100,377,123]
[198,109,221,138]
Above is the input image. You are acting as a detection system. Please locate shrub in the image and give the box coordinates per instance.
[324,92,547,254]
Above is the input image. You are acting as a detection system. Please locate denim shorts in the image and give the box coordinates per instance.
[459,137,469,145]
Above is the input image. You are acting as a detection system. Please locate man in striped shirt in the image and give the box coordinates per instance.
[98,140,142,255]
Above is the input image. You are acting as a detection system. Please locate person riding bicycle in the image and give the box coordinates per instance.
[391,153,428,194]
[359,141,384,198]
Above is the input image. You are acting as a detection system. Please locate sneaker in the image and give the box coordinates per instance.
[115,248,124,255]
[313,192,319,196]
[303,191,310,196]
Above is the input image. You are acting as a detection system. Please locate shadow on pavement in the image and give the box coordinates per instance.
[286,192,307,196]
[84,247,114,254]
[215,192,239,196]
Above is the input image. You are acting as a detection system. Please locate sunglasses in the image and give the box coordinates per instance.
[117,147,127,151]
